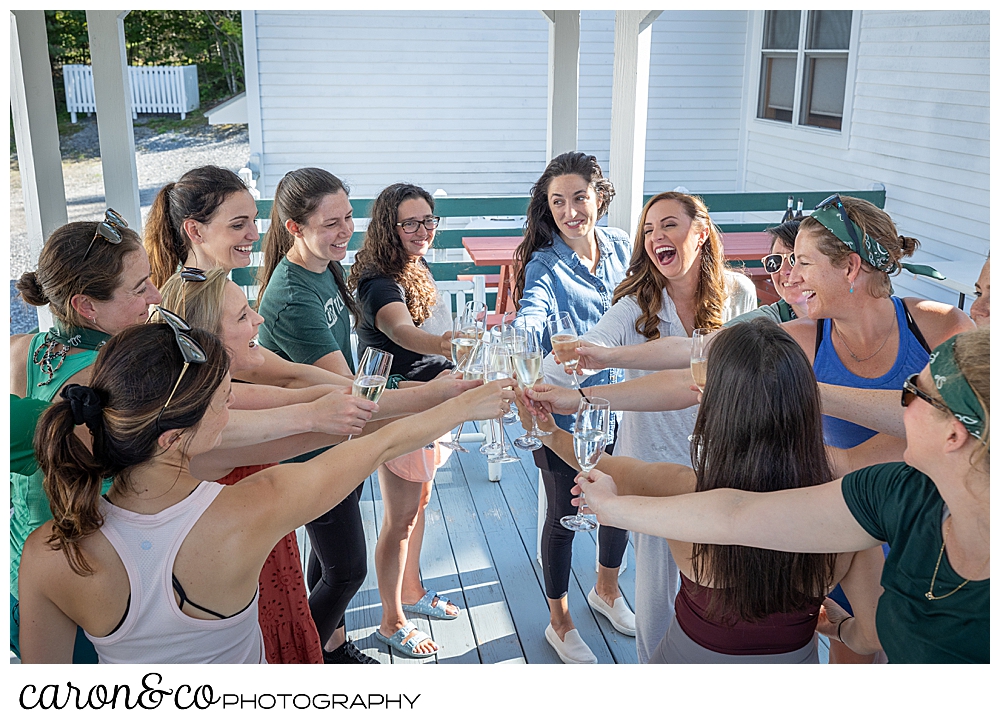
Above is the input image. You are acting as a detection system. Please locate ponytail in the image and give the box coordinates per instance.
[145,182,186,289]
[35,392,109,576]
[255,201,295,309]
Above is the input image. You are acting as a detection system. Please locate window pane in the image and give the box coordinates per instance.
[807,10,851,50]
[763,10,800,49]
[801,55,848,129]
[758,55,796,123]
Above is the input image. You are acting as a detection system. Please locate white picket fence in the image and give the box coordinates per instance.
[63,64,200,122]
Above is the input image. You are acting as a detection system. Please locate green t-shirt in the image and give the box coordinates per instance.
[257,257,354,374]
[256,256,353,463]
[10,394,50,477]
[841,462,989,663]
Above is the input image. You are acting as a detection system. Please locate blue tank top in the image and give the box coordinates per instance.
[814,297,930,448]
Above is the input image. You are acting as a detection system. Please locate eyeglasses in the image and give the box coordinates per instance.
[155,305,208,431]
[82,209,128,260]
[761,253,795,274]
[815,194,862,252]
[396,217,441,234]
[901,373,951,414]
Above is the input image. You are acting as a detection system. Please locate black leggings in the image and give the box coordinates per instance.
[305,482,367,644]
[534,443,628,600]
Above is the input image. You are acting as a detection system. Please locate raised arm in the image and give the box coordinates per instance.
[576,470,881,554]
[575,335,692,373]
[526,368,699,416]
[819,384,906,438]
[239,345,354,388]
[826,433,906,479]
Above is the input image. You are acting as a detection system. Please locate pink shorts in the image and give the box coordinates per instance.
[384,436,453,483]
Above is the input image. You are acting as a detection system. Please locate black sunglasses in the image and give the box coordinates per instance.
[396,217,441,233]
[82,209,128,260]
[815,194,862,252]
[154,306,208,430]
[901,373,950,414]
[761,253,795,274]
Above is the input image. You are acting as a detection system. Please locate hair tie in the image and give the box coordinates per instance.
[61,384,105,431]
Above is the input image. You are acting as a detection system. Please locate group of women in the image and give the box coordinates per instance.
[10,150,989,664]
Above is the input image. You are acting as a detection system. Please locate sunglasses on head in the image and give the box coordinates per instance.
[901,373,951,414]
[154,306,208,431]
[814,194,862,251]
[761,253,795,274]
[82,209,128,260]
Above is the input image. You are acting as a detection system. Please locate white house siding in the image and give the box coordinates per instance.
[250,10,549,197]
[576,11,749,196]
[741,10,989,304]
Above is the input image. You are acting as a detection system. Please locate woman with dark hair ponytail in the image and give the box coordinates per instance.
[10,216,161,662]
[18,323,511,663]
[144,165,256,288]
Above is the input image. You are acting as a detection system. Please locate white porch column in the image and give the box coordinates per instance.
[86,10,142,231]
[541,10,580,160]
[10,10,68,332]
[608,11,661,236]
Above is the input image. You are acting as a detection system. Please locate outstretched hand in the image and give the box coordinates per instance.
[426,368,483,402]
[310,387,377,437]
[570,468,619,523]
[459,378,516,422]
[524,383,581,416]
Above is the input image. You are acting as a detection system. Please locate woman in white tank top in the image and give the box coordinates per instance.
[17,318,512,663]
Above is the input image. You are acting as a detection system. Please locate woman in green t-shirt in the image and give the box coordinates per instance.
[575,326,989,663]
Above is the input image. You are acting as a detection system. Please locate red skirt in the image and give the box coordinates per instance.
[218,465,323,664]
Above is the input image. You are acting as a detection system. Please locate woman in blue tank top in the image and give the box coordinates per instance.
[780,195,974,661]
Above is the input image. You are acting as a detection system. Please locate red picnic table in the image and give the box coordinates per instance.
[462,231,776,313]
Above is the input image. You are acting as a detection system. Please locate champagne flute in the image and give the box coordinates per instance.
[547,311,584,391]
[561,397,610,532]
[690,328,711,392]
[481,339,519,463]
[347,347,392,440]
[450,314,478,368]
[492,324,519,423]
[511,327,545,450]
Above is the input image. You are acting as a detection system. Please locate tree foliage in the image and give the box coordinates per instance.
[44,10,244,111]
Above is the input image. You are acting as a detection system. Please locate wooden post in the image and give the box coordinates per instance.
[86,10,142,232]
[608,11,661,237]
[10,10,68,332]
[542,10,580,161]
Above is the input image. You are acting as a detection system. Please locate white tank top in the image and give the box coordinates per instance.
[86,481,265,664]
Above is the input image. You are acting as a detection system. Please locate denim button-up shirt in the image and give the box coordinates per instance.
[515,225,632,432]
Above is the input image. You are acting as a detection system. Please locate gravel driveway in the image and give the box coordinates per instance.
[9,116,249,333]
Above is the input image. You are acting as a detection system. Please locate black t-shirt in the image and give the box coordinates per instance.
[355,273,453,381]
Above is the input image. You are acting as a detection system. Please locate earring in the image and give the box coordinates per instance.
[849,285,854,294]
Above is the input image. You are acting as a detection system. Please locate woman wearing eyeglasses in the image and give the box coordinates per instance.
[10,216,162,662]
[16,323,512,664]
[576,326,989,664]
[346,183,468,659]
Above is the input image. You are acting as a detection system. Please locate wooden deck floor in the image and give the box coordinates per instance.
[335,421,640,665]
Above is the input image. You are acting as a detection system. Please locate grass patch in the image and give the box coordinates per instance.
[134,109,208,135]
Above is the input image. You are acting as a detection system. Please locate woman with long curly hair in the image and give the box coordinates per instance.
[511,151,634,664]
[571,191,756,662]
[346,182,461,659]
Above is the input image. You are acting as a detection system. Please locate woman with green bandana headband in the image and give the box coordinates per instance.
[11,216,162,662]
[574,326,989,664]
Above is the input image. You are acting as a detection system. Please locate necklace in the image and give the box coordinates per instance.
[832,319,894,363]
[925,518,983,601]
[32,322,111,386]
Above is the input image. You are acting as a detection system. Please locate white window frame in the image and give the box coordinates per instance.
[748,9,861,149]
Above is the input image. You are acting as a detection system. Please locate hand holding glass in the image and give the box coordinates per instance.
[561,397,610,531]
[348,347,392,440]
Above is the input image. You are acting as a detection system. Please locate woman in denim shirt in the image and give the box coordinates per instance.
[512,152,634,664]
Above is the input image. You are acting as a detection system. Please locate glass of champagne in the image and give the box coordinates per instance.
[347,347,392,440]
[450,314,478,369]
[480,339,519,463]
[561,397,610,532]
[547,311,583,391]
[511,327,545,450]
[690,328,711,392]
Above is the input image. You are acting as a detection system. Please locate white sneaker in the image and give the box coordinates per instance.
[587,588,636,636]
[544,624,597,664]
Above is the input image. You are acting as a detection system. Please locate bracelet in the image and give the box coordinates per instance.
[385,374,406,390]
[837,615,853,643]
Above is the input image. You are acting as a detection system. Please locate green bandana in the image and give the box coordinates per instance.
[811,205,897,273]
[32,320,111,386]
[928,336,985,441]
